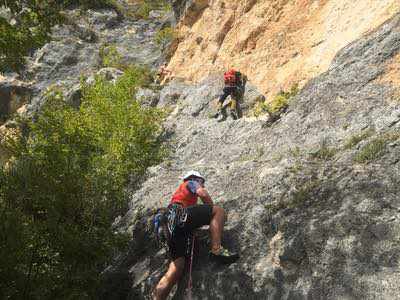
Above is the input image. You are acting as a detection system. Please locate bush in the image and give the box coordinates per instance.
[137,1,152,19]
[252,100,270,117]
[309,143,338,160]
[0,66,165,299]
[269,84,299,114]
[354,131,399,163]
[0,0,121,73]
[269,94,289,114]
[252,84,299,117]
[135,0,171,19]
[154,26,175,50]
[354,137,386,163]
[289,180,320,208]
[99,44,124,69]
[0,4,53,72]
[344,129,374,149]
[265,179,320,214]
[61,0,119,10]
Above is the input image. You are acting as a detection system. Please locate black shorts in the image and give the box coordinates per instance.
[219,86,239,103]
[169,204,213,260]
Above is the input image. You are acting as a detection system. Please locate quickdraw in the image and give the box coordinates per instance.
[167,204,187,237]
[154,204,188,249]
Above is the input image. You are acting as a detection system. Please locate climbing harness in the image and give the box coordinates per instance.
[154,204,188,249]
[167,204,187,236]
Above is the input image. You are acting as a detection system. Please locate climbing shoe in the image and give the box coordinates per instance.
[217,115,227,122]
[209,247,239,264]
[217,110,228,122]
[230,111,238,120]
[212,111,220,119]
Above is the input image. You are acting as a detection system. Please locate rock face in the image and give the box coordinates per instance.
[167,0,400,99]
[107,13,400,300]
[170,0,209,26]
[136,87,160,107]
[0,75,32,124]
[2,1,400,299]
[0,76,31,165]
[23,7,170,114]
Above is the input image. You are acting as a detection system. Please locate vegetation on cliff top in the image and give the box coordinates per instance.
[135,0,171,19]
[0,0,120,73]
[0,66,165,299]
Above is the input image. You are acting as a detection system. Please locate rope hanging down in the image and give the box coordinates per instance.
[186,235,195,300]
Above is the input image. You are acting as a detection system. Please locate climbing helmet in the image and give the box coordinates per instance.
[183,170,206,183]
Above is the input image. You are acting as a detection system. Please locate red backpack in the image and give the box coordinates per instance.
[224,69,239,85]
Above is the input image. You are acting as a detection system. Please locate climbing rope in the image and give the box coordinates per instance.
[186,234,195,300]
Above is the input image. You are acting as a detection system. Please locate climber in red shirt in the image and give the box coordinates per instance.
[214,69,247,121]
[153,171,239,300]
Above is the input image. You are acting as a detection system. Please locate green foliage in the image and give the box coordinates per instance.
[265,200,287,215]
[290,180,320,208]
[344,129,374,149]
[0,0,120,72]
[288,162,303,174]
[252,84,299,117]
[265,180,320,214]
[239,146,265,162]
[309,143,338,160]
[0,2,56,72]
[288,146,301,158]
[135,0,171,19]
[353,132,399,163]
[99,44,124,69]
[137,1,152,19]
[0,66,165,299]
[354,137,386,163]
[159,0,172,12]
[269,94,289,114]
[154,26,175,49]
[269,84,299,114]
[98,44,157,84]
[61,0,120,10]
[252,100,270,117]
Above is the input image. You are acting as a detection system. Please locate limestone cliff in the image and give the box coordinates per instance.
[1,1,400,299]
[104,12,400,299]
[167,0,400,99]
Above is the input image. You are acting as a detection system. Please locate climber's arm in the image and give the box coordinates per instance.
[196,186,213,206]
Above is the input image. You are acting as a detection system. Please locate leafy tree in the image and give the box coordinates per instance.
[0,0,119,72]
[0,66,165,299]
[0,1,56,72]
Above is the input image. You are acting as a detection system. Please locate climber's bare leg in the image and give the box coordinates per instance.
[209,205,225,253]
[153,257,185,300]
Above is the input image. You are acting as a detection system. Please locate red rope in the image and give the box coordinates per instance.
[187,234,195,300]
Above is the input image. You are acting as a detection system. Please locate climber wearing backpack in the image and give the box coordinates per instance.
[153,171,239,300]
[214,69,247,121]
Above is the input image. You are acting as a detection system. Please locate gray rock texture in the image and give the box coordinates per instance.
[136,88,160,107]
[10,6,170,115]
[2,2,400,299]
[169,0,209,25]
[106,13,400,300]
[0,75,32,123]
